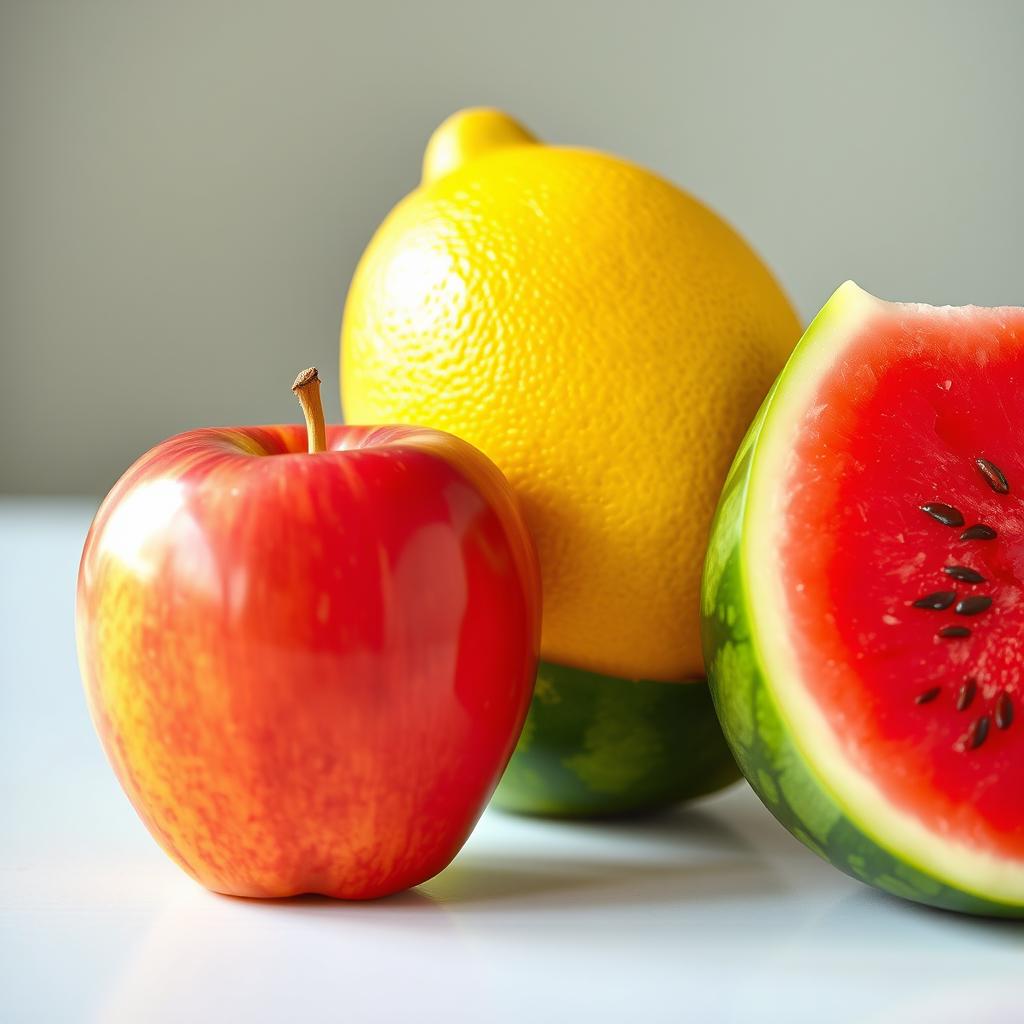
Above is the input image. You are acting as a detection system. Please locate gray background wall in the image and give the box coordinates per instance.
[2,0,1021,494]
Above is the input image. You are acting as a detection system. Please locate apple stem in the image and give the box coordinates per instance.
[291,367,328,454]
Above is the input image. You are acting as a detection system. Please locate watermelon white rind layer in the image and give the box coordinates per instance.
[702,282,1024,917]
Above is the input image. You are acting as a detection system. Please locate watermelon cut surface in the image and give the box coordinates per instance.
[702,282,1024,915]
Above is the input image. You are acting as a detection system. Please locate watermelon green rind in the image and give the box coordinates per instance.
[702,283,1024,917]
[492,660,740,818]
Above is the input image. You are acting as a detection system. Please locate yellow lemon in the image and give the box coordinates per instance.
[341,108,799,684]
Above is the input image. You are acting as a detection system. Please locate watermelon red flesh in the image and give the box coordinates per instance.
[782,303,1024,858]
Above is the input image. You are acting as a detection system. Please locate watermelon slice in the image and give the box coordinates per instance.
[702,282,1024,916]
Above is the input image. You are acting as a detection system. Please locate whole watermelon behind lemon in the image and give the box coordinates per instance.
[341,109,800,815]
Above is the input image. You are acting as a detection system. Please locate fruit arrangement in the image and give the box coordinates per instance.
[77,109,1022,914]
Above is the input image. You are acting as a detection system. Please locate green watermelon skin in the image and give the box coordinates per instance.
[492,660,740,818]
[702,392,1022,918]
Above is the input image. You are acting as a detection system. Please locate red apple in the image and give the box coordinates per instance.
[76,369,540,899]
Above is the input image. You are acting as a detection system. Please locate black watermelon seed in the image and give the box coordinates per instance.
[975,458,1010,495]
[955,595,993,616]
[966,716,991,750]
[919,502,965,527]
[912,590,958,610]
[943,565,986,584]
[959,524,998,541]
[956,678,978,711]
[938,625,971,639]
[915,687,941,705]
[995,692,1014,730]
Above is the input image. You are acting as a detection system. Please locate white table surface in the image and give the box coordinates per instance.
[1,497,1021,1023]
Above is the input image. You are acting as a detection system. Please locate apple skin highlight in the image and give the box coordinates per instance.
[77,423,540,899]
